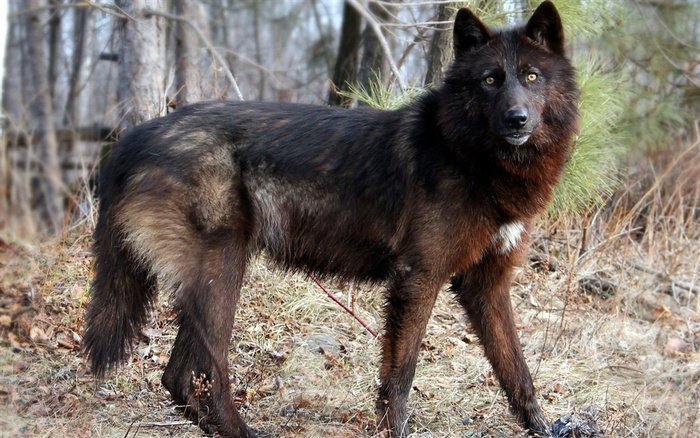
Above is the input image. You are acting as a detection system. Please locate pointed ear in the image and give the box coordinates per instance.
[453,8,492,54]
[525,1,565,55]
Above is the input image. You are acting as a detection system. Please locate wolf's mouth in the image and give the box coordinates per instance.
[502,132,531,146]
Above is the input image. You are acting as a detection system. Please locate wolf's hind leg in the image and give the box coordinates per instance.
[160,236,254,437]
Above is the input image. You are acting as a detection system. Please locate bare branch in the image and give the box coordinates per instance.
[9,1,130,20]
[143,8,244,100]
[346,0,405,91]
[630,262,699,295]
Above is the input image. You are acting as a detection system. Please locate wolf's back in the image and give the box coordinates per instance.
[82,100,414,376]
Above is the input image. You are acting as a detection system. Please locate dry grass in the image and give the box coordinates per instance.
[1,134,699,437]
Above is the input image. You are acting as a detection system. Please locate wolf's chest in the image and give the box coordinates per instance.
[492,220,526,254]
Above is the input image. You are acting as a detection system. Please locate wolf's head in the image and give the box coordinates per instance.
[439,1,579,163]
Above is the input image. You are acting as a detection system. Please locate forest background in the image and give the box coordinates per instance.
[0,1,699,437]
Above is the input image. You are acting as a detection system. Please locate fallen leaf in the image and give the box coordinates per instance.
[664,336,689,355]
[30,326,47,342]
[0,315,11,327]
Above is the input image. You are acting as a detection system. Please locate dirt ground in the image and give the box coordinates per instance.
[1,140,699,437]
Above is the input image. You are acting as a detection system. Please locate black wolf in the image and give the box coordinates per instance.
[83,2,578,436]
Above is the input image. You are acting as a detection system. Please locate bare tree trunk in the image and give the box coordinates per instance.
[26,0,64,234]
[0,1,6,122]
[0,0,8,229]
[252,0,265,101]
[424,3,455,87]
[209,1,229,97]
[116,0,166,129]
[64,5,89,127]
[328,1,362,107]
[358,0,394,99]
[173,0,202,106]
[47,0,61,104]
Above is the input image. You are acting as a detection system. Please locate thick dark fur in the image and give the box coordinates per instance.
[83,2,578,436]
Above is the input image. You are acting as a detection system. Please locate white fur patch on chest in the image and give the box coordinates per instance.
[493,221,526,254]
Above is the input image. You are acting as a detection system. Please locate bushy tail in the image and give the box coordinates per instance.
[82,212,157,378]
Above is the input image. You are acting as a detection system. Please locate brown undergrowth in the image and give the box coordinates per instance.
[1,132,698,437]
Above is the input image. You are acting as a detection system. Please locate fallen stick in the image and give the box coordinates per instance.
[631,262,699,295]
[307,272,381,339]
[130,421,191,428]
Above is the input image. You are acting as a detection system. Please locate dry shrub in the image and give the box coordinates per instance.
[607,129,700,245]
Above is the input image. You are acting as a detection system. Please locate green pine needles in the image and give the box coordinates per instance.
[550,58,626,216]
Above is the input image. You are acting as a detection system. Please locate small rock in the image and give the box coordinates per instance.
[550,406,604,437]
[306,333,342,354]
[138,345,151,358]
[54,366,75,381]
[14,360,30,372]
[530,250,560,272]
[579,276,617,299]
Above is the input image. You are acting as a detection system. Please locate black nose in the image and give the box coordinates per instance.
[505,108,528,128]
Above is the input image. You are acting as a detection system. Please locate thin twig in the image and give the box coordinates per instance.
[307,272,381,339]
[0,238,20,255]
[130,421,191,428]
[9,1,129,20]
[632,0,700,88]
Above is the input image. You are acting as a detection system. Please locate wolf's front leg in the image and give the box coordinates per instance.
[451,248,550,435]
[376,272,442,437]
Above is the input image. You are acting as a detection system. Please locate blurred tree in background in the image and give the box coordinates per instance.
[0,0,698,237]
[603,0,700,151]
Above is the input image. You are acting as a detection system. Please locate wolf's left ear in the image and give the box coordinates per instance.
[525,1,565,55]
[453,8,492,54]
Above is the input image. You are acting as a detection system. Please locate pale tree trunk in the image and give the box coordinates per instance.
[173,0,202,107]
[26,0,64,234]
[328,1,362,107]
[64,6,90,127]
[424,3,455,87]
[358,0,394,98]
[0,0,8,229]
[252,0,264,101]
[116,0,166,129]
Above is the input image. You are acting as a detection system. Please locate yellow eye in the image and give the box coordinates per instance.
[485,77,495,85]
[527,73,538,82]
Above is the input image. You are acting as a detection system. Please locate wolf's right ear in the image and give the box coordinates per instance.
[453,8,492,54]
